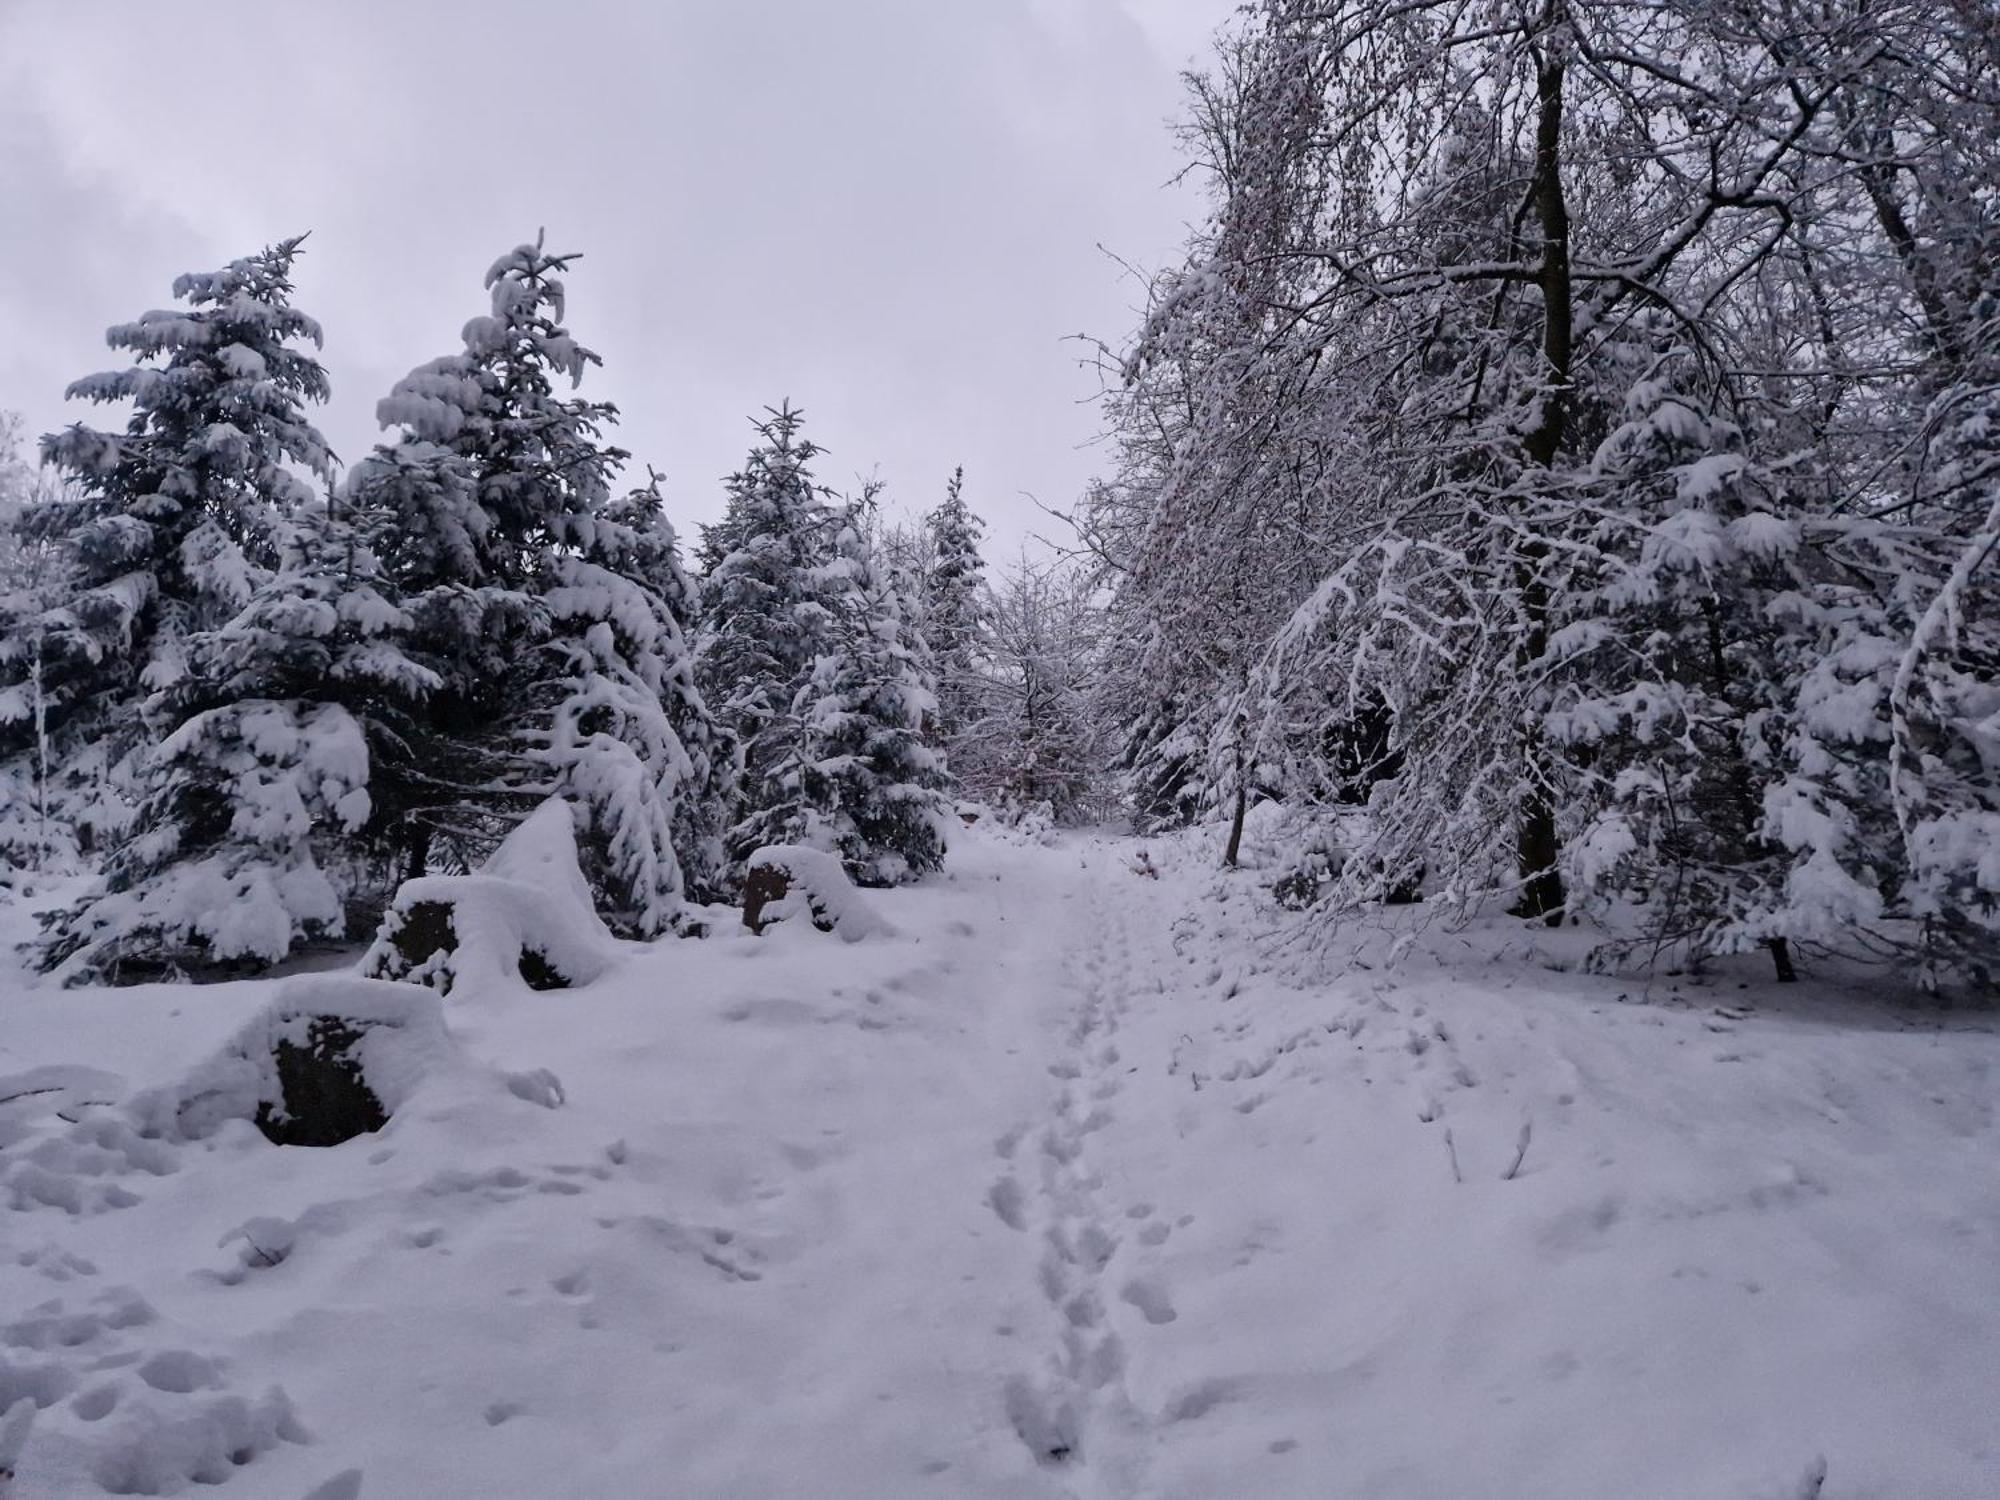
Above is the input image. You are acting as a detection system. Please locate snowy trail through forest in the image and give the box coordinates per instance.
[3,826,1998,1498]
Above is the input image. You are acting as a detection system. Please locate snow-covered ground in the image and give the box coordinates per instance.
[2,827,1996,1498]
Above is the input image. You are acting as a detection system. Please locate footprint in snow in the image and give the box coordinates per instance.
[1120,1278,1177,1325]
[1002,1377,1080,1467]
[987,1178,1028,1231]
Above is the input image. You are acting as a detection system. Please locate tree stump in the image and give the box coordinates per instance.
[255,1017,389,1147]
[742,862,792,934]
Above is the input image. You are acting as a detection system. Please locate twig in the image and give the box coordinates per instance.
[1503,1119,1534,1181]
[1443,1127,1462,1184]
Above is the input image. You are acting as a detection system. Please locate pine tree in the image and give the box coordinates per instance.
[602,470,732,903]
[0,238,333,865]
[1546,347,1804,978]
[363,239,717,933]
[696,404,838,879]
[922,467,989,746]
[800,500,950,885]
[37,499,437,983]
[527,470,727,934]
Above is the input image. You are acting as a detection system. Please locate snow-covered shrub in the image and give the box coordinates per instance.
[1268,818,1347,910]
[361,799,622,995]
[34,699,372,986]
[741,844,893,942]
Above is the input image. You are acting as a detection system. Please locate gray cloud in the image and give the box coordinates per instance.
[0,0,1221,547]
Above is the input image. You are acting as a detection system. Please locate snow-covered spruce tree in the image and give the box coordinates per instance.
[798,498,950,885]
[598,469,733,905]
[523,469,729,935]
[0,239,333,872]
[0,415,72,874]
[1542,347,1809,979]
[921,467,990,747]
[697,404,840,882]
[343,436,534,862]
[37,498,438,983]
[364,239,717,934]
[1888,365,2000,988]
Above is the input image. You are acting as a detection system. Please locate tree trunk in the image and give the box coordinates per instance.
[1224,765,1248,869]
[1513,31,1572,928]
[402,823,432,886]
[30,634,50,871]
[1767,936,1798,984]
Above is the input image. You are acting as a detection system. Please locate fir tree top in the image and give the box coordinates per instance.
[3,237,335,757]
[40,234,333,595]
[375,235,627,584]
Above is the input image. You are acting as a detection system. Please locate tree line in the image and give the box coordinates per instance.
[0,237,1099,983]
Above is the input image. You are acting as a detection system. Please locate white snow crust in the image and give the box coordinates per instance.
[2,825,1996,1497]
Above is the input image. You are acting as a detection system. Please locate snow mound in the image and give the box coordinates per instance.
[360,799,622,995]
[0,1277,306,1496]
[743,844,895,942]
[0,1065,126,1132]
[127,975,448,1148]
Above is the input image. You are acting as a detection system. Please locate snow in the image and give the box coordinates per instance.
[2,826,1997,1496]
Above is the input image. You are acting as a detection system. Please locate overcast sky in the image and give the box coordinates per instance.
[0,0,1225,554]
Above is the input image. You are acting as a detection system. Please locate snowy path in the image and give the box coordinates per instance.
[3,829,1999,1497]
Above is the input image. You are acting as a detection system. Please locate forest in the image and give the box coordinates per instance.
[0,234,1112,980]
[0,3,1996,1491]
[3,0,1994,999]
